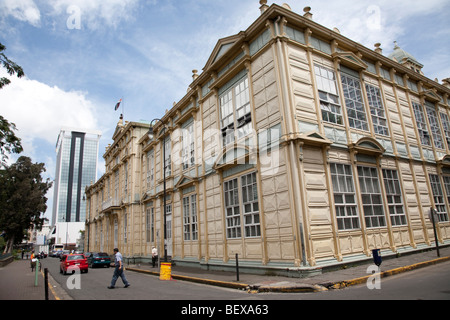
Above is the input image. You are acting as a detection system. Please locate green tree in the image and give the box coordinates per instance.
[0,42,24,166]
[0,42,24,89]
[0,156,52,253]
[0,116,23,167]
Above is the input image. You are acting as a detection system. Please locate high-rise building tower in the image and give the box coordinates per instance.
[51,128,101,248]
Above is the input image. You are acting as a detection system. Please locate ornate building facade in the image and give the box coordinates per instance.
[85,2,450,274]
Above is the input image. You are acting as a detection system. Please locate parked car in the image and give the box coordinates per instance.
[87,252,111,268]
[60,254,89,275]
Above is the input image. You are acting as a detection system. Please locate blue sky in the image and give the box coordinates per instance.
[0,0,449,222]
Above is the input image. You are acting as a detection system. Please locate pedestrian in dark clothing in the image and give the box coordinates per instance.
[108,248,130,289]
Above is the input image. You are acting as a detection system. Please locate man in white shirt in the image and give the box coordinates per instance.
[108,248,130,289]
[151,246,158,268]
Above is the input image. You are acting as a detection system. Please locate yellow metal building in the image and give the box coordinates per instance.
[85,2,450,275]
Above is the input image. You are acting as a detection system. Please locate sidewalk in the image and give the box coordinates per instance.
[0,258,57,300]
[126,245,450,293]
[1,246,449,299]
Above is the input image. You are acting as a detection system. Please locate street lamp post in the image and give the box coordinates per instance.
[148,119,168,262]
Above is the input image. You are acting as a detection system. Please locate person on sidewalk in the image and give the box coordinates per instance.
[151,246,158,268]
[30,250,36,271]
[108,248,130,289]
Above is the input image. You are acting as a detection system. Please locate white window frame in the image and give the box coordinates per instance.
[431,174,450,222]
[164,137,171,176]
[224,172,261,239]
[439,112,450,150]
[219,76,252,146]
[314,64,343,125]
[366,84,389,136]
[412,101,431,146]
[341,73,368,131]
[183,194,198,241]
[330,163,360,230]
[425,102,445,149]
[181,121,195,170]
[358,166,386,228]
[147,150,154,189]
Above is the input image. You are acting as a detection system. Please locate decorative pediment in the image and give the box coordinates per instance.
[175,175,198,189]
[421,89,441,103]
[349,137,385,156]
[438,154,450,167]
[213,145,256,171]
[203,34,243,71]
[297,131,333,147]
[332,51,368,71]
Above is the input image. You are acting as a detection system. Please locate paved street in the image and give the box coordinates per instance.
[41,256,450,301]
[42,257,252,300]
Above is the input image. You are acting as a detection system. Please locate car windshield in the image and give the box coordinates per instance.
[97,253,109,257]
[67,255,84,260]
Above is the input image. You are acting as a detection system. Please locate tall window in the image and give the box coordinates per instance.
[224,178,241,238]
[341,73,368,131]
[330,163,360,230]
[181,121,195,170]
[425,102,444,149]
[146,206,154,242]
[114,170,119,200]
[430,174,449,222]
[241,172,260,237]
[164,137,171,176]
[412,102,431,146]
[314,65,342,125]
[439,112,450,150]
[147,151,154,189]
[358,166,386,228]
[219,76,251,146]
[183,194,198,241]
[224,172,261,239]
[166,203,172,240]
[124,161,128,194]
[382,169,407,226]
[366,84,389,136]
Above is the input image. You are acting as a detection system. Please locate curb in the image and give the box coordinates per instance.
[326,255,450,290]
[127,255,450,293]
[126,267,249,290]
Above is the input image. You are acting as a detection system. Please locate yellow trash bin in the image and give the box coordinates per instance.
[160,262,172,280]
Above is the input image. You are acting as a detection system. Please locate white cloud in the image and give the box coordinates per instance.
[287,0,449,51]
[0,69,99,155]
[0,0,41,27]
[46,0,140,30]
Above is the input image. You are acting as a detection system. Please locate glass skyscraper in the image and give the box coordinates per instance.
[52,128,101,246]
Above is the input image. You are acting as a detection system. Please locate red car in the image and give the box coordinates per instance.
[60,254,89,275]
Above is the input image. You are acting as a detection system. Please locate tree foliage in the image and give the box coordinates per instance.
[0,42,25,89]
[0,156,52,253]
[0,42,24,167]
[0,115,23,167]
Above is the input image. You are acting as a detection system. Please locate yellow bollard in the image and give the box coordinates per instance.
[159,262,172,280]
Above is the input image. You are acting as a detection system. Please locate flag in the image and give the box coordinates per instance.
[115,99,122,111]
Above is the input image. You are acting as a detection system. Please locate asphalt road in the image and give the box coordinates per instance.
[42,257,252,300]
[41,257,450,301]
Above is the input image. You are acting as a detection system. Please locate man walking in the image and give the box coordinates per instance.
[108,248,130,289]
